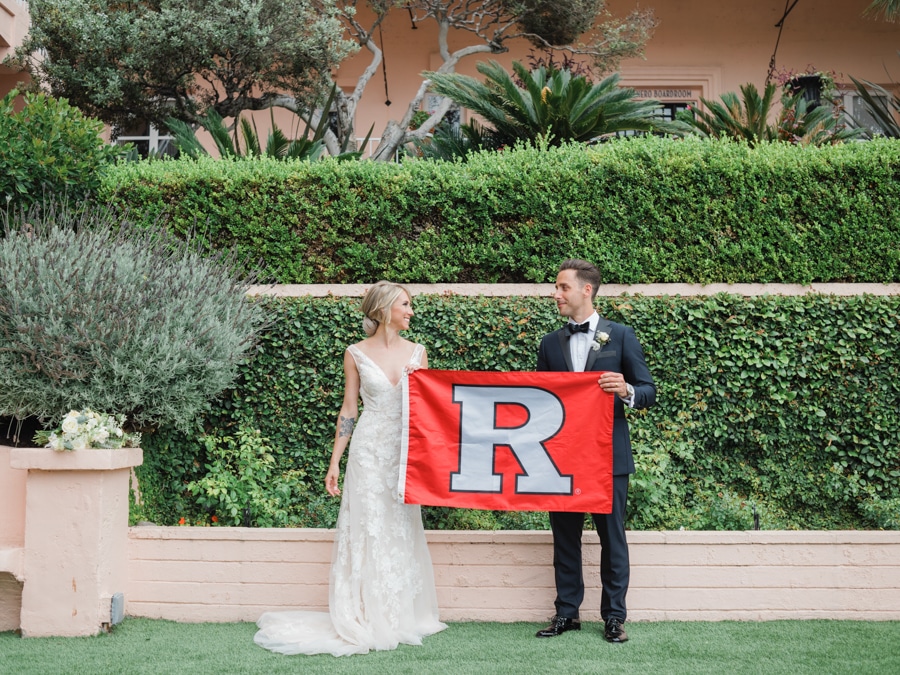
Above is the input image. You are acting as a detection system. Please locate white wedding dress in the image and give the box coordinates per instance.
[254,343,446,656]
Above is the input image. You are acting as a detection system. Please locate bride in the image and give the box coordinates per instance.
[254,281,446,656]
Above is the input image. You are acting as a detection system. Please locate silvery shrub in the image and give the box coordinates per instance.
[0,199,265,432]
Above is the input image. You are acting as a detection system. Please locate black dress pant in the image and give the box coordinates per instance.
[549,474,630,621]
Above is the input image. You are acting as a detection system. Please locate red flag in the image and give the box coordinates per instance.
[401,370,615,513]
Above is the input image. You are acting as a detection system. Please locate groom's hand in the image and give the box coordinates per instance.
[597,372,628,398]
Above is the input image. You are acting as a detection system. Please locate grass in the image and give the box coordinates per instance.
[1,619,899,674]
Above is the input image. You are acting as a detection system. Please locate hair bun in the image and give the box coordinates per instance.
[362,316,379,337]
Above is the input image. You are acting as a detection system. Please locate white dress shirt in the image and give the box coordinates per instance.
[567,313,635,407]
[567,312,600,373]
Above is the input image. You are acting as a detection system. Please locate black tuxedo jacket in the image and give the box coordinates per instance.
[536,317,656,476]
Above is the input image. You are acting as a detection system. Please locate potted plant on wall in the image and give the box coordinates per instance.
[0,197,264,636]
[775,66,841,111]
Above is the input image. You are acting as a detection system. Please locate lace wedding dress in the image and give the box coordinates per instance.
[254,343,446,656]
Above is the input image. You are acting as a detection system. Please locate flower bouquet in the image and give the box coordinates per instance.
[33,409,141,451]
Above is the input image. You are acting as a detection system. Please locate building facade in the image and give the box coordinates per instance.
[2,1,899,154]
[0,0,30,100]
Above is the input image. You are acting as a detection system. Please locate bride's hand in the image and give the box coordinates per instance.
[325,467,341,497]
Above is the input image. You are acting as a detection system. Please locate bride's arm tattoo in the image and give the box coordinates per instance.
[338,415,356,438]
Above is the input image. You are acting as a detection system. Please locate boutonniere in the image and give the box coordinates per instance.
[591,331,610,351]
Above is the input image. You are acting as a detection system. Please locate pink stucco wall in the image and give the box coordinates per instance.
[0,445,25,548]
[5,442,899,633]
[0,445,25,631]
[329,0,900,151]
[0,0,30,97]
[1,446,141,636]
[3,2,899,153]
[127,527,900,623]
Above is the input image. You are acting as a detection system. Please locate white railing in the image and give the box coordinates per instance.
[357,137,381,159]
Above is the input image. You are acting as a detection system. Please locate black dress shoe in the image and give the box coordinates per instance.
[535,615,581,638]
[604,617,628,643]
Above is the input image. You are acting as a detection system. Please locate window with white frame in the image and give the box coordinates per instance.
[113,120,179,158]
[840,90,891,136]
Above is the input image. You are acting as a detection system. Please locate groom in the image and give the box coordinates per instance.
[535,259,656,643]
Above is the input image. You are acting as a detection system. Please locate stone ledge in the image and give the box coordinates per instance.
[9,446,143,471]
[247,283,900,298]
[128,526,900,546]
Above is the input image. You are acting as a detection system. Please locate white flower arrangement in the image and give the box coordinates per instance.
[33,409,141,451]
[591,331,611,351]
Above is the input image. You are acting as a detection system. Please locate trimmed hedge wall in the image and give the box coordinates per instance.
[99,137,900,285]
[134,293,900,531]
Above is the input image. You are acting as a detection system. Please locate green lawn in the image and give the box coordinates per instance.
[1,619,898,674]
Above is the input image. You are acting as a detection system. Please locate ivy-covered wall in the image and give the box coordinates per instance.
[99,137,900,285]
[135,293,900,531]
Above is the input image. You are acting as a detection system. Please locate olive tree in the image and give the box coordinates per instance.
[13,0,356,132]
[13,0,656,160]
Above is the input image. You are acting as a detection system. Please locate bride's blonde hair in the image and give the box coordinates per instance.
[360,281,411,337]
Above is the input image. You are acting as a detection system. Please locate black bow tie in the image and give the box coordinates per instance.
[566,321,590,336]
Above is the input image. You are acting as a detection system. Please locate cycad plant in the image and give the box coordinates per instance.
[679,82,776,144]
[677,82,862,146]
[778,95,865,145]
[165,85,372,161]
[166,108,327,161]
[413,120,501,161]
[424,60,679,148]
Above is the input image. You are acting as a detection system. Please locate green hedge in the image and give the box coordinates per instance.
[1,90,123,209]
[99,137,900,285]
[133,293,900,531]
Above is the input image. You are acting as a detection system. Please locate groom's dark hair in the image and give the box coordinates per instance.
[559,259,601,299]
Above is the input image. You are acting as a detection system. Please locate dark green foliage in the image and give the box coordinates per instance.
[0,199,264,430]
[139,293,900,531]
[16,0,354,130]
[425,61,680,147]
[184,426,330,527]
[412,120,502,161]
[676,82,863,146]
[166,108,326,161]
[164,84,360,161]
[0,89,124,209]
[505,0,603,46]
[98,137,900,285]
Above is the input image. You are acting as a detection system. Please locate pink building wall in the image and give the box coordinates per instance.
[329,0,900,151]
[0,0,30,99]
[3,2,898,153]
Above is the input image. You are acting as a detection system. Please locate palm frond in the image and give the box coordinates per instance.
[164,117,208,159]
[428,61,672,148]
[202,109,238,158]
[240,116,261,157]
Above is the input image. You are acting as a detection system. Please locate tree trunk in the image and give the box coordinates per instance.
[370,120,407,161]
